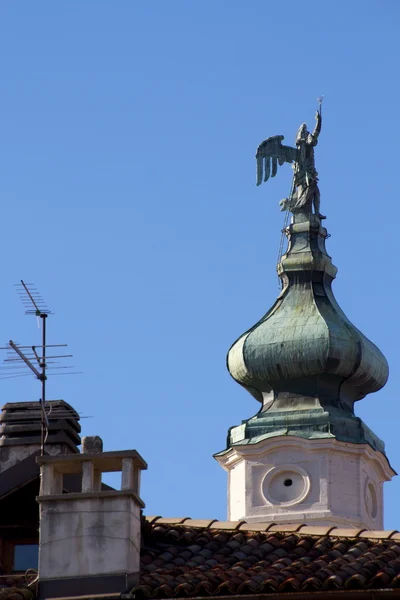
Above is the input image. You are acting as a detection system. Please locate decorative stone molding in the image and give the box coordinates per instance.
[262,464,311,507]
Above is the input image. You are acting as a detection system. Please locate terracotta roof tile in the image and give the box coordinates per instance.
[297,525,337,536]
[237,523,268,532]
[329,528,367,537]
[136,518,400,597]
[183,519,218,528]
[358,529,399,539]
[145,516,163,524]
[267,524,305,533]
[0,585,34,600]
[153,518,191,525]
[209,521,245,530]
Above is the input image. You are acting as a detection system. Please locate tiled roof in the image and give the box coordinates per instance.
[0,580,34,600]
[133,517,400,598]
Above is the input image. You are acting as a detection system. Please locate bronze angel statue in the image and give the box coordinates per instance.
[256,102,325,219]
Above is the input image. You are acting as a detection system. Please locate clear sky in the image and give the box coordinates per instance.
[1,1,400,526]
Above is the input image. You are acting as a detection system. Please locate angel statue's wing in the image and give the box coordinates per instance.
[256,135,297,186]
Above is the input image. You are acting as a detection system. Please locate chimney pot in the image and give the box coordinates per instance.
[82,435,103,454]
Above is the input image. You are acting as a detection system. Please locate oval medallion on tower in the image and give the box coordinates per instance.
[262,465,310,507]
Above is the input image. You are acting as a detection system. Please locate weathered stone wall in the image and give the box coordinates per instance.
[39,494,141,579]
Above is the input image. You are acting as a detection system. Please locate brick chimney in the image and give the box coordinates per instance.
[0,400,81,472]
[37,444,147,598]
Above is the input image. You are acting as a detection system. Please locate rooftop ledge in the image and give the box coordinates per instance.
[36,449,147,474]
[37,489,145,508]
[144,516,400,541]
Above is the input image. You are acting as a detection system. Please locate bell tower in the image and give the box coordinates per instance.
[215,105,395,528]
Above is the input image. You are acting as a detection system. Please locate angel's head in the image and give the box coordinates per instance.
[296,123,308,145]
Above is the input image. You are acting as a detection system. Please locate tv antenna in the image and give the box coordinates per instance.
[1,281,81,455]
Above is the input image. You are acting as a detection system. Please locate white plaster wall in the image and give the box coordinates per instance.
[360,457,384,529]
[328,451,361,521]
[39,495,141,579]
[217,437,394,528]
[243,448,328,523]
[228,461,246,520]
[328,451,385,529]
[229,446,329,522]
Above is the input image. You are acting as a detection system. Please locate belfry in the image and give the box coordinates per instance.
[215,103,395,528]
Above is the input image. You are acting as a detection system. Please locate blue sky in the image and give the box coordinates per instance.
[1,1,400,526]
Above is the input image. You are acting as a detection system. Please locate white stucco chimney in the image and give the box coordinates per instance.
[37,442,147,598]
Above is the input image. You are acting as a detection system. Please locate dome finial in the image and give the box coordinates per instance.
[226,104,388,450]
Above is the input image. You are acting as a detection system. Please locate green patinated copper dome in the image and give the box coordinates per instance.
[225,213,389,452]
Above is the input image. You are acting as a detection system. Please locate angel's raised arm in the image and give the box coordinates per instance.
[308,110,322,146]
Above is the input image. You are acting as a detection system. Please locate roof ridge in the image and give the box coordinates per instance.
[144,516,400,540]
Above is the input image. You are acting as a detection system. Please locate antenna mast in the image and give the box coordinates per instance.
[20,281,50,454]
[3,281,74,455]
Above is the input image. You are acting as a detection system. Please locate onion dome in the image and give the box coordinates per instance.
[226,214,388,451]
